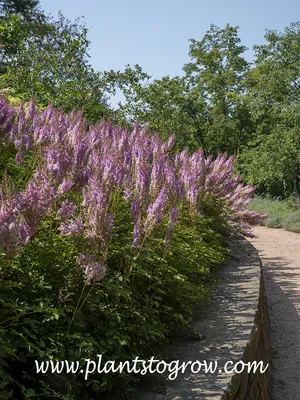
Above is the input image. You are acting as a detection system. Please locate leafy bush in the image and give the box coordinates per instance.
[0,97,262,398]
[249,195,300,232]
[0,205,229,398]
[283,211,300,233]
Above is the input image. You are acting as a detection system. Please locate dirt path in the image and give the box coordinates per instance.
[249,226,300,400]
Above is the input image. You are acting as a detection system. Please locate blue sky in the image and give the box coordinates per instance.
[41,0,299,106]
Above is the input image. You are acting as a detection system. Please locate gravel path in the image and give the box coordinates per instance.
[249,226,300,400]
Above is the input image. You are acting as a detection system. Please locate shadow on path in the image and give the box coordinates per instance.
[250,226,300,400]
[263,269,300,400]
[139,239,263,400]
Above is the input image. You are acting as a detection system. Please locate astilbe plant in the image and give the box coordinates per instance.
[0,97,265,282]
[0,98,15,143]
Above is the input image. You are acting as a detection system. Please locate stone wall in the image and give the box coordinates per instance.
[141,239,272,400]
[221,272,272,400]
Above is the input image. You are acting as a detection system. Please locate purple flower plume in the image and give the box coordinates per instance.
[0,96,265,277]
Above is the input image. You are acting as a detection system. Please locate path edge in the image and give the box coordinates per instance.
[221,255,272,400]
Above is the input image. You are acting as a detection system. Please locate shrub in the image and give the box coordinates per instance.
[0,97,263,398]
[283,211,300,233]
[249,195,300,232]
[0,205,229,398]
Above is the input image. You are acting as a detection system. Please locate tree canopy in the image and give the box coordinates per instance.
[0,0,299,195]
[0,0,109,121]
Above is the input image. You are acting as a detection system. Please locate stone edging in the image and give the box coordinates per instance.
[221,255,272,399]
[141,238,272,400]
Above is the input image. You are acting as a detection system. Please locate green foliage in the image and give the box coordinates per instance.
[107,22,300,197]
[2,7,292,397]
[183,24,252,155]
[240,23,300,196]
[0,14,23,66]
[0,1,48,73]
[0,7,110,122]
[0,0,40,17]
[0,141,41,190]
[110,24,253,156]
[0,192,229,398]
[0,143,17,182]
[283,211,300,233]
[1,3,299,197]
[249,196,300,232]
[236,120,299,196]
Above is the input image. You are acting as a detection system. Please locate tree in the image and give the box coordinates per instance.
[239,22,300,195]
[112,24,252,155]
[183,24,252,155]
[111,70,208,150]
[0,0,39,17]
[0,0,47,61]
[0,4,109,121]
